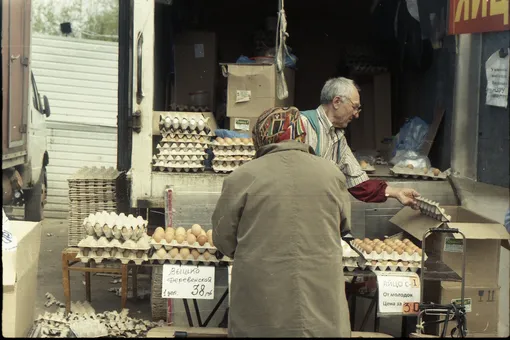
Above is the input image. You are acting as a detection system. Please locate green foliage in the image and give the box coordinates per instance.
[32,0,118,42]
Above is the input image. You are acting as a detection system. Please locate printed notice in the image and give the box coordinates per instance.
[444,237,463,253]
[162,264,215,300]
[376,272,421,315]
[234,118,251,131]
[486,49,509,108]
[235,90,251,103]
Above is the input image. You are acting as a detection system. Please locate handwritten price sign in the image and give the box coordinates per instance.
[376,272,421,315]
[162,264,215,300]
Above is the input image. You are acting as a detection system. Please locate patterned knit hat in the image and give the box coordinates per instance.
[252,107,306,150]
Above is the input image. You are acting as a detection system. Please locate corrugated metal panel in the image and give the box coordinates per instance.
[31,34,119,218]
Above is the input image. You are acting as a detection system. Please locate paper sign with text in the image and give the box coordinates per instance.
[376,272,421,315]
[162,264,215,300]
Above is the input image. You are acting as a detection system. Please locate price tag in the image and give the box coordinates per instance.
[162,264,215,300]
[376,272,421,315]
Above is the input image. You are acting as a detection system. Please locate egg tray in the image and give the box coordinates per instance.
[212,165,240,173]
[84,211,148,229]
[159,117,210,133]
[156,149,208,156]
[360,260,421,273]
[161,129,213,138]
[70,319,109,338]
[213,149,256,157]
[416,197,451,222]
[212,159,251,167]
[390,166,447,180]
[150,239,217,253]
[78,235,151,251]
[157,142,208,150]
[213,156,253,162]
[84,224,146,241]
[350,242,427,262]
[152,164,205,173]
[149,252,228,265]
[341,240,361,258]
[211,143,255,150]
[77,248,149,265]
[154,154,207,162]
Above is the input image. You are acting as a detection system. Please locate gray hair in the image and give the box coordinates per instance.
[320,77,360,104]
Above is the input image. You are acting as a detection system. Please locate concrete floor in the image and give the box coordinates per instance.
[35,218,153,321]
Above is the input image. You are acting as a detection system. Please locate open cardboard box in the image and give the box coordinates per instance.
[2,221,42,337]
[390,206,509,286]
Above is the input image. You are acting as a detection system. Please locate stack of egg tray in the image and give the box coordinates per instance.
[76,212,150,265]
[150,241,233,265]
[341,239,364,271]
[390,165,447,180]
[154,113,214,172]
[211,137,256,173]
[350,239,427,273]
[67,167,128,247]
[416,197,451,221]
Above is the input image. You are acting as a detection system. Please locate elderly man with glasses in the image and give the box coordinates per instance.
[301,77,420,208]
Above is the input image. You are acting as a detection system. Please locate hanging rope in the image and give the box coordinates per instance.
[275,0,289,100]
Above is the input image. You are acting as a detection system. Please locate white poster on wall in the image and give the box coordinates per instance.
[485,49,509,109]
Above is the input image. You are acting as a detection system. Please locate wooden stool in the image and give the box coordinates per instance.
[62,247,134,314]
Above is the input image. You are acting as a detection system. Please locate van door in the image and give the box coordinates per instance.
[1,0,30,152]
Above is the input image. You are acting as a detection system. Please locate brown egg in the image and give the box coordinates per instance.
[363,237,371,243]
[203,251,211,260]
[371,260,378,266]
[175,234,185,244]
[187,233,197,245]
[360,160,368,169]
[416,249,423,256]
[180,248,190,259]
[423,168,429,174]
[206,229,213,240]
[175,227,186,236]
[154,227,165,235]
[216,137,225,144]
[191,224,202,237]
[354,238,362,245]
[394,240,403,246]
[364,245,373,253]
[197,235,208,246]
[165,232,174,243]
[373,238,381,244]
[169,248,179,258]
[402,261,409,266]
[433,168,441,176]
[404,247,414,255]
[191,249,200,260]
[224,137,233,145]
[233,138,242,145]
[407,164,414,169]
[153,232,164,243]
[165,227,175,236]
[156,248,167,258]
[384,239,392,245]
[403,238,410,244]
[396,247,404,255]
[374,246,383,254]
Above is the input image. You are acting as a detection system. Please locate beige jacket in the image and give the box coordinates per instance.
[212,141,352,337]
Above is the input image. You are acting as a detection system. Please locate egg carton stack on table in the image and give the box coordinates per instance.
[154,113,214,172]
[76,211,150,265]
[390,164,446,180]
[341,239,364,271]
[67,167,128,247]
[211,137,256,173]
[150,224,233,265]
[350,238,426,272]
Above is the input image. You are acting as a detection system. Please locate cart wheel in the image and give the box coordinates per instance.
[25,166,47,221]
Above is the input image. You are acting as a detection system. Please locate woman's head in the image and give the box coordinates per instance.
[252,106,306,150]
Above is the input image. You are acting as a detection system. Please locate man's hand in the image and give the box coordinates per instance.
[386,186,420,210]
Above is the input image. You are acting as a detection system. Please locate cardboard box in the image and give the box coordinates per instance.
[174,32,217,108]
[390,206,509,286]
[228,117,258,136]
[424,282,499,335]
[2,221,42,337]
[222,64,295,118]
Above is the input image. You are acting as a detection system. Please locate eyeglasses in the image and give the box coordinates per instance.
[340,96,362,114]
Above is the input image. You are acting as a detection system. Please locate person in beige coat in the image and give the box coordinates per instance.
[212,107,352,338]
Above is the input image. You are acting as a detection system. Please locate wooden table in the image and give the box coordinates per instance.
[61,247,138,314]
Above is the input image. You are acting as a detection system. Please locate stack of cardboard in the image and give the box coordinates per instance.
[221,64,295,135]
[390,207,509,337]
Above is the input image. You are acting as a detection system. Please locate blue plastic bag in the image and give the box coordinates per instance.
[214,129,250,139]
[392,117,429,156]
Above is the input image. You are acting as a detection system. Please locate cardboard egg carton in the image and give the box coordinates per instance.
[150,239,217,253]
[350,239,427,262]
[342,258,360,272]
[360,260,421,272]
[84,225,147,241]
[77,248,149,264]
[213,148,256,157]
[341,239,360,258]
[416,197,451,222]
[213,155,253,162]
[149,249,225,265]
[390,166,447,180]
[161,134,211,144]
[157,142,208,150]
[154,154,208,162]
[70,319,109,338]
[156,148,207,156]
[212,164,239,173]
[78,235,151,251]
[212,159,250,167]
[154,165,206,173]
[159,113,210,133]
[161,129,213,138]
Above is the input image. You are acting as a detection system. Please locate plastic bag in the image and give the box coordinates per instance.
[214,129,251,139]
[392,117,429,156]
[390,150,431,169]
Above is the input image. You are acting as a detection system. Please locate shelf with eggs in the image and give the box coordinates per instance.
[351,237,426,272]
[341,239,364,271]
[159,113,212,135]
[76,211,151,264]
[150,224,232,265]
[211,137,256,173]
[153,142,209,172]
[390,164,446,180]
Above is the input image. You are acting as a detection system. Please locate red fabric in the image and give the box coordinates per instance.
[348,180,388,203]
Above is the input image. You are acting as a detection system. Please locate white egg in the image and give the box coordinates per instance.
[197,119,205,131]
[172,118,180,130]
[189,118,197,130]
[181,118,189,130]
[164,116,172,129]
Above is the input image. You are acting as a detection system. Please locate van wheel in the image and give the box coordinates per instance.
[25,167,47,221]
